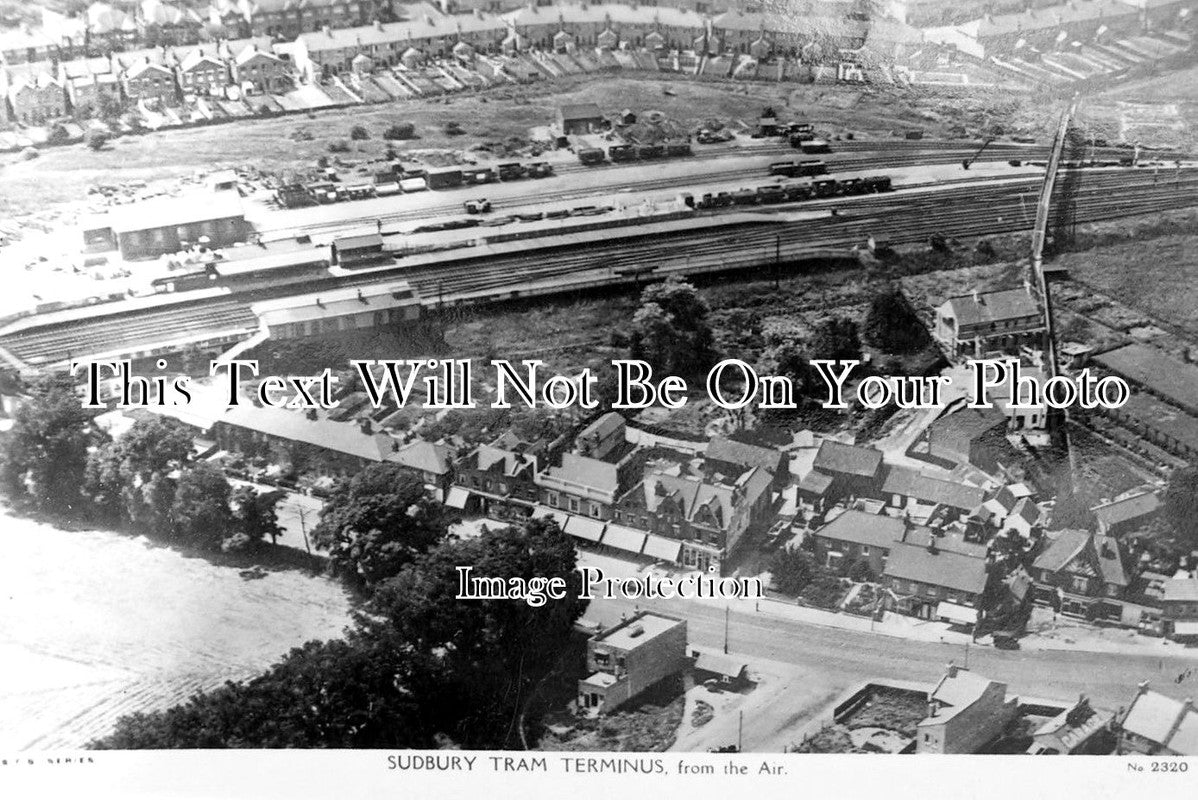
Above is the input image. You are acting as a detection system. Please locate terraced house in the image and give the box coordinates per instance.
[613,466,773,573]
[2,66,68,125]
[231,40,294,92]
[177,47,232,94]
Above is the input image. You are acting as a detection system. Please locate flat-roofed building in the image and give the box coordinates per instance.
[251,283,421,339]
[578,611,687,715]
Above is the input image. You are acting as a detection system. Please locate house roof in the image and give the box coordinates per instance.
[578,411,624,442]
[1092,343,1198,413]
[1122,687,1198,752]
[797,469,833,494]
[1033,699,1113,752]
[388,439,451,475]
[941,286,1040,327]
[813,440,882,478]
[900,526,989,559]
[219,403,398,462]
[1093,491,1160,529]
[920,668,1002,725]
[706,436,784,474]
[926,407,1007,457]
[815,509,905,550]
[880,465,986,510]
[180,48,226,72]
[593,611,682,650]
[1162,579,1198,604]
[885,542,988,594]
[1032,529,1128,587]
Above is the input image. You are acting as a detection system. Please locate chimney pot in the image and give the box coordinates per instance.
[946,663,958,678]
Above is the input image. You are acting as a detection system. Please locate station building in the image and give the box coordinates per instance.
[250,282,421,339]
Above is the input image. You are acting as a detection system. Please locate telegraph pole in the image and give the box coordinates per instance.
[724,605,730,654]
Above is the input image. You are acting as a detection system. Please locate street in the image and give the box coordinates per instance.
[584,594,1198,719]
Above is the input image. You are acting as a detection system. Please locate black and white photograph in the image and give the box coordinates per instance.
[0,0,1196,795]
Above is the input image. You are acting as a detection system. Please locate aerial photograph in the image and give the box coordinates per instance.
[1,0,1197,760]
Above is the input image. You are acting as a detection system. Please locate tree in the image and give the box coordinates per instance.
[170,463,234,550]
[770,546,815,595]
[1162,465,1198,547]
[231,486,284,549]
[846,558,875,583]
[383,122,416,140]
[862,288,929,354]
[92,517,585,749]
[628,276,716,379]
[361,517,587,747]
[349,124,369,140]
[809,316,862,363]
[0,374,97,515]
[92,638,430,749]
[311,464,451,587]
[84,129,109,151]
[84,415,195,526]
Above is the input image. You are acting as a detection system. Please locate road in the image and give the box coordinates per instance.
[584,595,1197,715]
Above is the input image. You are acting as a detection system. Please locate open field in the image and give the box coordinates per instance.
[0,507,353,749]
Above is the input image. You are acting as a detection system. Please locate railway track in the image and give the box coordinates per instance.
[5,169,1196,368]
[258,140,1163,238]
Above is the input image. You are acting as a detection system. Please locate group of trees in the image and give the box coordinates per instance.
[94,507,587,749]
[627,277,717,381]
[1,376,280,553]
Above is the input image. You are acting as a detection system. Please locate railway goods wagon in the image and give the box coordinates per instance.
[497,162,528,181]
[731,188,759,206]
[797,160,828,177]
[399,177,428,192]
[338,183,376,201]
[462,166,497,184]
[609,144,637,162]
[783,184,812,202]
[637,144,665,160]
[813,178,839,198]
[757,185,786,204]
[799,139,832,154]
[528,162,554,178]
[578,148,606,166]
[427,168,464,190]
[665,143,693,157]
[770,160,799,177]
[863,175,892,192]
[839,177,867,196]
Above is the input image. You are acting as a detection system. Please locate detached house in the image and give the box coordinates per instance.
[916,665,1017,754]
[1031,529,1129,621]
[933,285,1044,359]
[3,67,68,124]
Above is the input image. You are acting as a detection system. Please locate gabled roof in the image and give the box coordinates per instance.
[389,439,451,475]
[920,667,1002,725]
[180,48,226,72]
[1032,529,1128,587]
[543,452,620,493]
[880,465,986,510]
[219,403,399,462]
[940,286,1040,327]
[1093,491,1160,529]
[813,440,882,479]
[885,542,988,594]
[815,509,905,550]
[1122,686,1198,753]
[706,436,784,474]
[578,411,624,442]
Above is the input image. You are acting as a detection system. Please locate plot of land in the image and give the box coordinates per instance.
[0,508,353,750]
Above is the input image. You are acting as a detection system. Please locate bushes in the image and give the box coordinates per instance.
[443,121,465,136]
[846,558,875,583]
[770,547,816,596]
[327,139,351,153]
[350,124,369,140]
[802,574,848,609]
[383,122,416,140]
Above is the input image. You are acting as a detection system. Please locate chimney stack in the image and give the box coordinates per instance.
[946,663,959,678]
